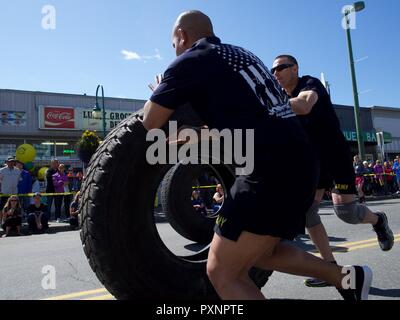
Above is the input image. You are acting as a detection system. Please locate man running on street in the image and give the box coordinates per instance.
[271,54,394,287]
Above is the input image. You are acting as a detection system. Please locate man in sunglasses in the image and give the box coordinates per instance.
[272,55,394,287]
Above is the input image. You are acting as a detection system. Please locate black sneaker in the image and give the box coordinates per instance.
[373,212,394,251]
[304,277,333,288]
[338,265,373,301]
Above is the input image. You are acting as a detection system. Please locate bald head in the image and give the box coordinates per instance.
[172,10,215,56]
[174,10,214,39]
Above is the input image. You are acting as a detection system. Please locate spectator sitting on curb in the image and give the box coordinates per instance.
[212,184,224,213]
[191,190,207,216]
[26,192,49,234]
[1,195,23,237]
[69,191,81,230]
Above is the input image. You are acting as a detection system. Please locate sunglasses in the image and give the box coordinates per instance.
[271,63,294,74]
[10,199,18,202]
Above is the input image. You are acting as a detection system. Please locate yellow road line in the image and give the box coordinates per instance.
[313,234,400,257]
[336,237,381,247]
[81,294,114,300]
[336,234,400,249]
[346,236,400,252]
[336,233,400,247]
[42,288,108,300]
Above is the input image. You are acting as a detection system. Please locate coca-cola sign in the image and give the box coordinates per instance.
[43,107,75,129]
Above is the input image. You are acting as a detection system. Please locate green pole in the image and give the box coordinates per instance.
[95,85,107,138]
[101,87,106,139]
[345,11,365,160]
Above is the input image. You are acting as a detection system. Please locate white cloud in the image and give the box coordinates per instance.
[121,49,163,61]
[121,50,141,60]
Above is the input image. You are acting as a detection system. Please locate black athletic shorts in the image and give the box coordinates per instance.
[214,142,318,242]
[316,134,357,195]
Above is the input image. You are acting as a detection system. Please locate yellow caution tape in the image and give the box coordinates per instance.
[0,192,77,198]
[363,173,397,177]
[192,185,218,190]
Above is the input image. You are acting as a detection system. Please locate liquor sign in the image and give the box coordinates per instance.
[39,106,76,130]
[81,109,133,131]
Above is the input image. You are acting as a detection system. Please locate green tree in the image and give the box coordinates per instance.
[77,130,100,165]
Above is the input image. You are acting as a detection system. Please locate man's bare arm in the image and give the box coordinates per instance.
[289,90,318,115]
[143,100,174,131]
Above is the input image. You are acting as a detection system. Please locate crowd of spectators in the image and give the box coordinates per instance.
[1,153,400,236]
[190,156,400,214]
[354,155,400,197]
[0,157,83,237]
[191,173,226,216]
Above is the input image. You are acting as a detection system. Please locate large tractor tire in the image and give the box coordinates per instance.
[80,110,272,300]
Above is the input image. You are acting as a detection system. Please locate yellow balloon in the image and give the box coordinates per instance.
[16,144,36,163]
[38,167,49,181]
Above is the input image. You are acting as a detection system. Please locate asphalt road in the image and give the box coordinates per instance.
[0,198,399,301]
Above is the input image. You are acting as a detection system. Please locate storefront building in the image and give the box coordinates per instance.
[334,104,395,162]
[369,106,400,160]
[2,89,399,168]
[0,89,145,169]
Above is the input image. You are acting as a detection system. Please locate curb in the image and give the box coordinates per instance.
[1,222,79,237]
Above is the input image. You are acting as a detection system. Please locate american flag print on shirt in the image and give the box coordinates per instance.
[212,43,295,119]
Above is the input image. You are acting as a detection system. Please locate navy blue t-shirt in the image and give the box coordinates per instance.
[292,76,343,146]
[150,36,309,148]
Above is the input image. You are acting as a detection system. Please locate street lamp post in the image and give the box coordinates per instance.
[92,85,106,138]
[344,1,366,160]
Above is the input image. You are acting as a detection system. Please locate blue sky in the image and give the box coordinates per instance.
[0,0,399,108]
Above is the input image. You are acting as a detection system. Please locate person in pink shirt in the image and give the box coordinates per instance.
[373,160,385,193]
[52,164,71,222]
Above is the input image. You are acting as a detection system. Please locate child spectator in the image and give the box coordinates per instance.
[69,191,81,229]
[26,192,49,234]
[354,158,367,203]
